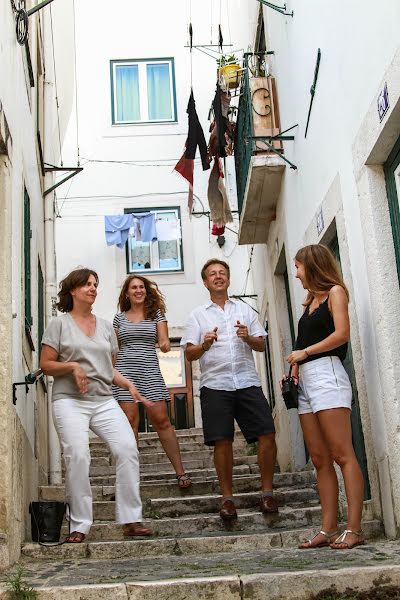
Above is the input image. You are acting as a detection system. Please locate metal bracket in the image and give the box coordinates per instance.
[259,0,294,17]
[305,48,321,138]
[11,0,56,45]
[43,164,83,197]
[247,124,299,170]
[12,382,29,405]
[231,294,259,313]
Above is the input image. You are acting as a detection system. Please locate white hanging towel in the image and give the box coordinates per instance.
[155,219,181,241]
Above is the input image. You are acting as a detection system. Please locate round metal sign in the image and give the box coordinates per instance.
[16,8,29,46]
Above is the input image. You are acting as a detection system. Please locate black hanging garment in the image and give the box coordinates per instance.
[174,90,210,212]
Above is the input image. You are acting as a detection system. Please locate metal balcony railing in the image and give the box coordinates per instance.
[234,52,297,215]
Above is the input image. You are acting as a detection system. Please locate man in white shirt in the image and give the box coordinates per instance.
[181,259,277,520]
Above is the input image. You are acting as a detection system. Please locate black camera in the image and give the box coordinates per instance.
[281,367,298,410]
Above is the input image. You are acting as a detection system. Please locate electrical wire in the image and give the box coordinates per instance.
[79,157,202,168]
[242,244,255,295]
[49,4,63,166]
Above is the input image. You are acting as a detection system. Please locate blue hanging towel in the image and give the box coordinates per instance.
[104,214,134,248]
[137,213,157,242]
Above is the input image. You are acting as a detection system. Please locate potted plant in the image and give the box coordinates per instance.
[216,54,241,89]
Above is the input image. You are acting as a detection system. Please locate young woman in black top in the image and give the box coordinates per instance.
[286,244,365,550]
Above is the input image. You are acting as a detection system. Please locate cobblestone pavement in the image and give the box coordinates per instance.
[3,539,400,588]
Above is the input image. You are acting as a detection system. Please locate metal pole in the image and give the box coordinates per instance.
[27,0,55,17]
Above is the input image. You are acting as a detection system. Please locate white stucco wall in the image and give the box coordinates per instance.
[55,0,259,330]
[0,1,75,564]
[230,0,400,533]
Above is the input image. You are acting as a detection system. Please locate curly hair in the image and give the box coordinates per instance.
[57,268,99,313]
[118,275,166,320]
[295,244,349,307]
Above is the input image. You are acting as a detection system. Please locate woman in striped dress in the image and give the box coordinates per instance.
[113,275,192,489]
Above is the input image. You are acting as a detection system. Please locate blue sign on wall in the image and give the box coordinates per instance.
[377,83,389,122]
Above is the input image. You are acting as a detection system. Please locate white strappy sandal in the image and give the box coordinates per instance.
[330,529,365,550]
[298,529,340,549]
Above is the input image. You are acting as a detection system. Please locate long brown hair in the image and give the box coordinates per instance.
[57,268,99,313]
[118,275,166,320]
[295,244,349,307]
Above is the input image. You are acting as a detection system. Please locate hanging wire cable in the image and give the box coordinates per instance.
[49,4,63,166]
[226,0,232,46]
[242,244,255,295]
[72,0,80,166]
[80,157,202,167]
[210,0,213,44]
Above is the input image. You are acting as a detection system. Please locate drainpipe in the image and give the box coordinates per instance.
[43,7,62,485]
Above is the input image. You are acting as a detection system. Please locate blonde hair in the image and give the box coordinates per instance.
[295,244,349,307]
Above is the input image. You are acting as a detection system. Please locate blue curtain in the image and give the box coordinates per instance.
[116,65,140,122]
[147,63,173,121]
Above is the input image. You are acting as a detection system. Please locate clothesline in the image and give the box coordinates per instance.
[104,213,181,249]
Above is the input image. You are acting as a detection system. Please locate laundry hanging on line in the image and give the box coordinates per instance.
[174,90,210,214]
[207,158,233,227]
[105,213,180,248]
[155,218,181,241]
[104,214,134,249]
[130,212,157,242]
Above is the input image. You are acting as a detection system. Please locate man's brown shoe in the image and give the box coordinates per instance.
[219,499,238,521]
[260,495,279,514]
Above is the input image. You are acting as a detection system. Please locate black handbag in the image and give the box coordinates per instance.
[29,501,67,546]
[281,365,298,410]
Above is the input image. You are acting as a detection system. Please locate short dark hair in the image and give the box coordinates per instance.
[57,268,99,313]
[201,259,230,280]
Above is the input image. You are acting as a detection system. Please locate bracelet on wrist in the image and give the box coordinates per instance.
[304,348,309,357]
[201,342,207,352]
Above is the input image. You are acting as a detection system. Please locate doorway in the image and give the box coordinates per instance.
[329,234,371,499]
[138,343,194,432]
[384,136,400,286]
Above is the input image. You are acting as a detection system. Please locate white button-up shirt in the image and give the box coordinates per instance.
[181,299,266,391]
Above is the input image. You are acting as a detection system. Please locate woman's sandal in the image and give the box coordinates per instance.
[123,522,152,537]
[176,473,192,490]
[330,529,365,550]
[65,531,85,543]
[298,529,340,549]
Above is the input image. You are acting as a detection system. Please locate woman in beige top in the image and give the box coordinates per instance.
[40,268,152,543]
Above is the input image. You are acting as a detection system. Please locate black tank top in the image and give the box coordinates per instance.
[295,297,348,364]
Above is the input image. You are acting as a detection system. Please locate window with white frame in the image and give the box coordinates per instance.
[111,58,177,124]
[125,207,183,274]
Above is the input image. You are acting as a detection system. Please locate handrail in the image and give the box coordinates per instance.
[12,369,45,405]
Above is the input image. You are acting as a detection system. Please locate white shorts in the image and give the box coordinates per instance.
[297,356,352,415]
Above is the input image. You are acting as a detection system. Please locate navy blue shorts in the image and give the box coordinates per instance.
[199,386,275,446]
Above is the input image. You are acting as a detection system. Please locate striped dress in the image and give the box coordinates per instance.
[112,310,170,402]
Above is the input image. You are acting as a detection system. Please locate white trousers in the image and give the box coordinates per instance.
[52,397,142,535]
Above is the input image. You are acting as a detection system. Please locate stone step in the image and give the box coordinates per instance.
[20,518,382,562]
[89,438,249,455]
[89,441,240,457]
[87,455,259,478]
[88,464,254,486]
[40,471,317,502]
[85,488,317,521]
[7,556,397,600]
[144,488,318,519]
[57,505,326,541]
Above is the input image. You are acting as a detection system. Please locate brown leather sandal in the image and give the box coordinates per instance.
[176,473,192,489]
[65,531,86,543]
[123,522,152,537]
